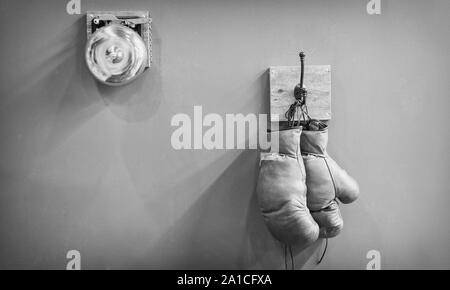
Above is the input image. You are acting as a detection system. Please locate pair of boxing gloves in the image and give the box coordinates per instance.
[256,123,359,249]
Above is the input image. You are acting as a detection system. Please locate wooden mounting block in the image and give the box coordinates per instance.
[269,65,331,122]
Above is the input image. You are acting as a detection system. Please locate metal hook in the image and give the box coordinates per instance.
[299,51,305,89]
[294,52,307,105]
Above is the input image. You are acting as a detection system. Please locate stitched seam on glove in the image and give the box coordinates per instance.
[301,152,326,158]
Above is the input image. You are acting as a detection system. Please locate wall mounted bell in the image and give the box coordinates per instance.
[85,11,152,86]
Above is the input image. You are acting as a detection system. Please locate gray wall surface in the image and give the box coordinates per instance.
[0,0,449,269]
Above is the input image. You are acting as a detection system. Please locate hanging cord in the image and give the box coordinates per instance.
[315,158,339,264]
[284,244,295,270]
[285,100,301,128]
[285,100,311,128]
[289,246,295,270]
[285,97,329,131]
[317,235,328,264]
[284,244,288,270]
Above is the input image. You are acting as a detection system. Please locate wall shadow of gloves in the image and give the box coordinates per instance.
[256,128,319,249]
[301,127,360,238]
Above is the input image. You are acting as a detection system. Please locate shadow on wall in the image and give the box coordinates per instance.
[131,150,323,270]
[0,16,104,169]
[0,16,104,268]
[130,149,260,269]
[96,23,163,123]
[129,66,323,269]
[44,16,103,151]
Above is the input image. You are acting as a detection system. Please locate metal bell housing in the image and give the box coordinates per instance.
[85,23,148,86]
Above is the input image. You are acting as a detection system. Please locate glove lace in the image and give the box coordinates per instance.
[284,244,295,270]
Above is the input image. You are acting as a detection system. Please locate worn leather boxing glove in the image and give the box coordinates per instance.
[256,128,319,248]
[301,125,360,238]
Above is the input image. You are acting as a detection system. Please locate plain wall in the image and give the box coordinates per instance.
[0,0,449,269]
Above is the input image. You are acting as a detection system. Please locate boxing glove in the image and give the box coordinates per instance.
[300,125,360,238]
[256,128,319,248]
